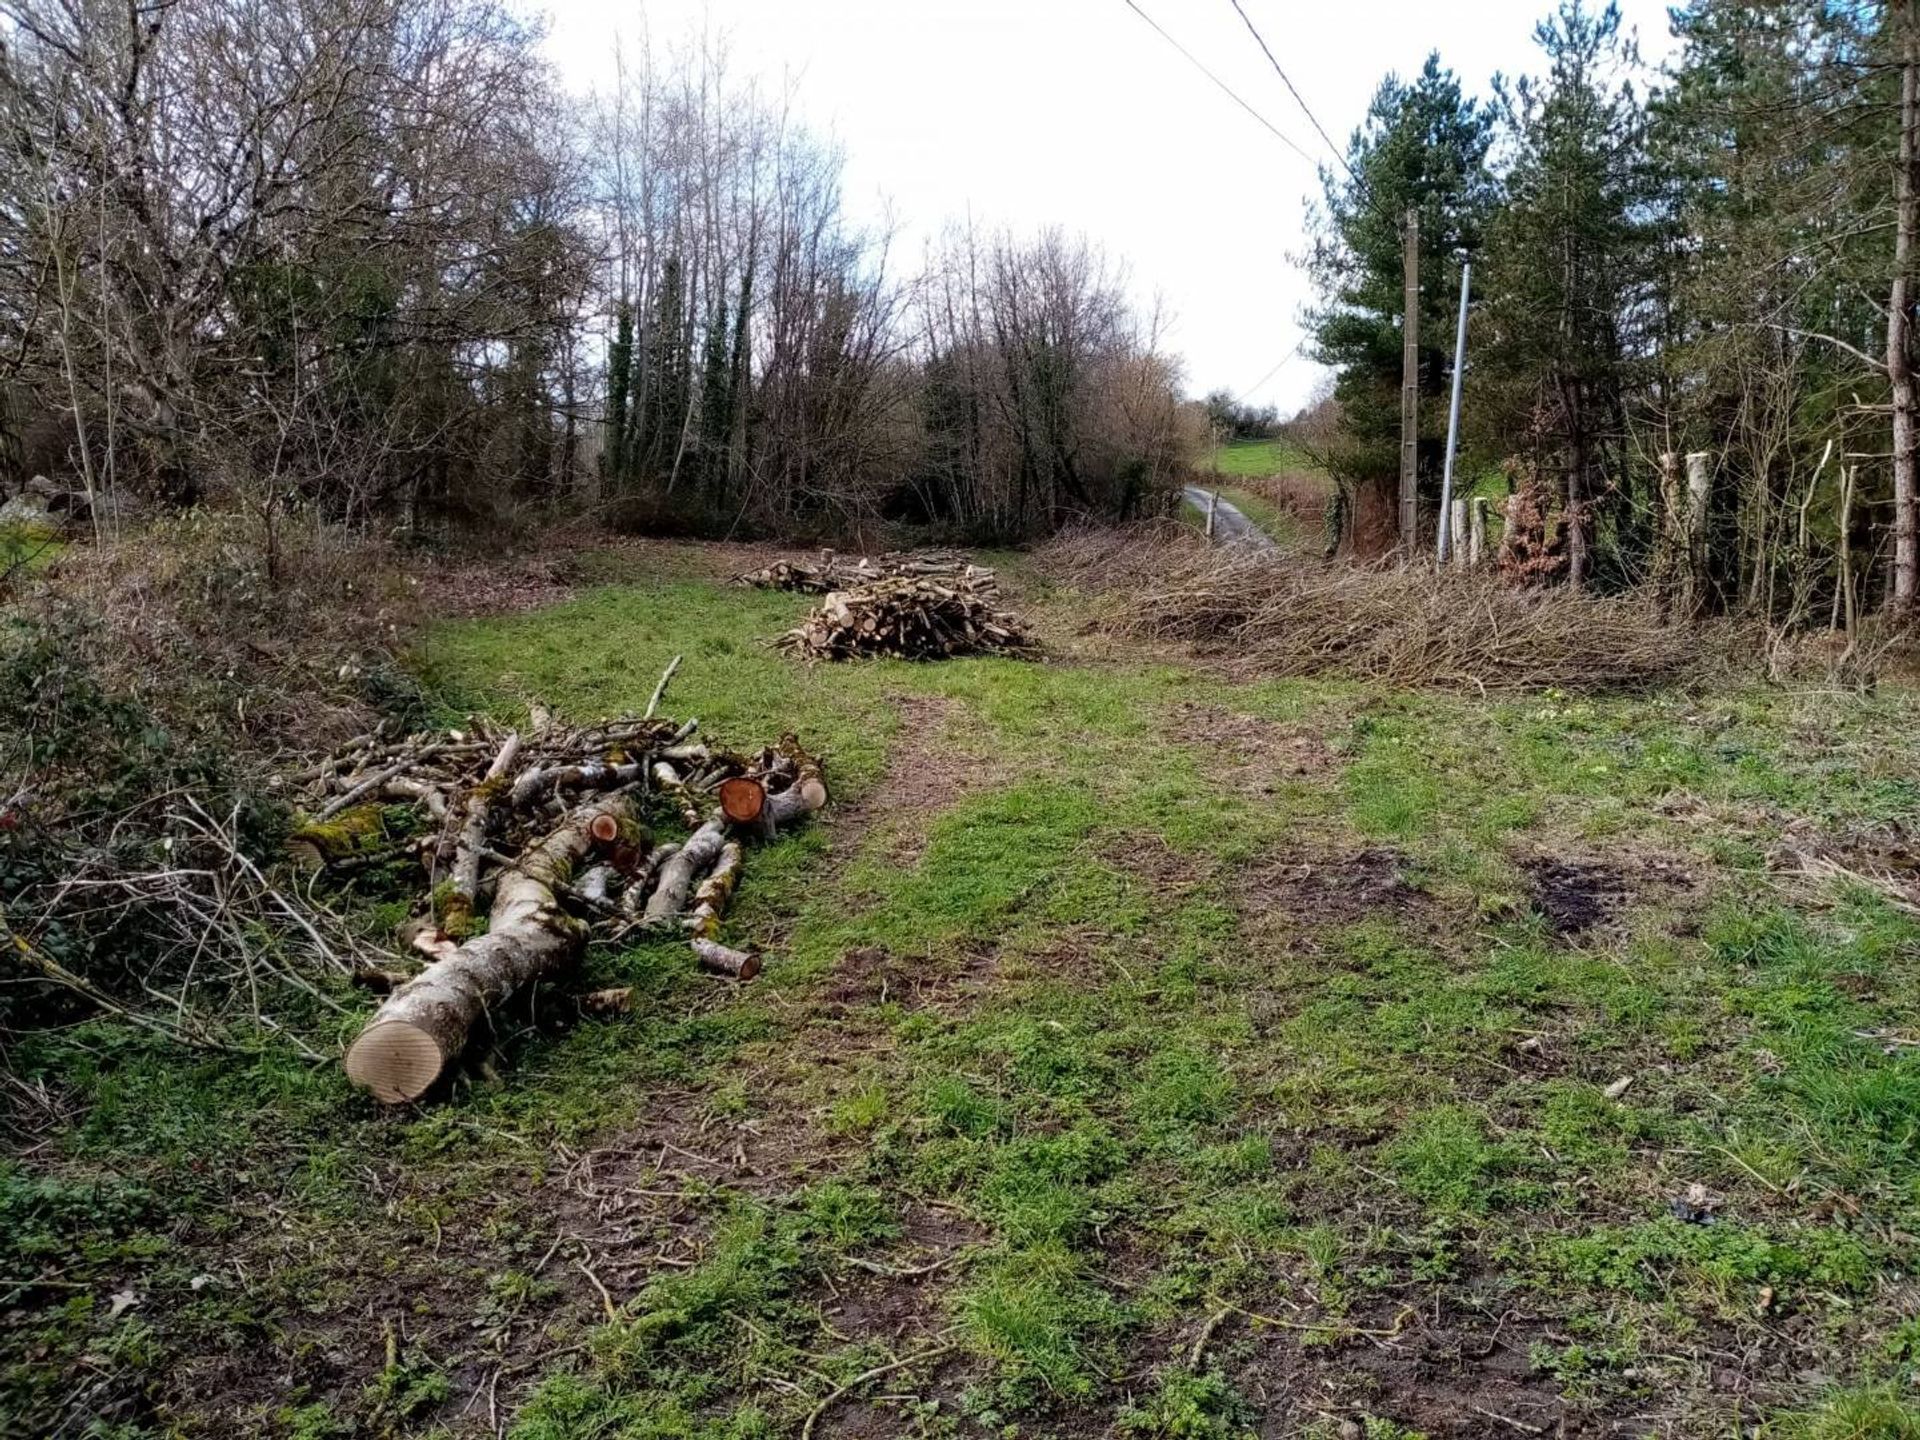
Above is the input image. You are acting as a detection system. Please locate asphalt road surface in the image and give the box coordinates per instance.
[1182,485,1275,548]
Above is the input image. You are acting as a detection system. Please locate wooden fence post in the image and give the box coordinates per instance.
[1685,451,1712,613]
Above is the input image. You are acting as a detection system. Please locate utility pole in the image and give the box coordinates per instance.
[1399,208,1420,557]
[1436,260,1470,566]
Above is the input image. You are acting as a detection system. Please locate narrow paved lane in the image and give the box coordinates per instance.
[1182,485,1276,548]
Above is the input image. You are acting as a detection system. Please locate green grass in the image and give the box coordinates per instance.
[1198,437,1309,478]
[0,521,62,573]
[9,543,1920,1438]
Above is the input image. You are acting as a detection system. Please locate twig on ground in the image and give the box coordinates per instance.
[799,1335,959,1440]
[645,654,682,720]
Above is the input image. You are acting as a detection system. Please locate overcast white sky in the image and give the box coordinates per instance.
[542,0,1676,415]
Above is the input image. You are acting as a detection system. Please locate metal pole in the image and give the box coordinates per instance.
[1398,208,1420,558]
[1206,489,1217,539]
[1436,260,1470,566]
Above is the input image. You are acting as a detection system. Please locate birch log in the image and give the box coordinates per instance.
[443,733,521,936]
[764,775,829,830]
[345,796,632,1104]
[691,938,762,979]
[684,842,743,937]
[642,814,728,926]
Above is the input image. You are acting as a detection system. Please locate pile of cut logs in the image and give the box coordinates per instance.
[751,549,1032,662]
[293,687,825,1104]
[777,574,1033,661]
[741,547,999,598]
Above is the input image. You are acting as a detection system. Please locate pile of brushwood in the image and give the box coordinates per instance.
[291,683,827,1103]
[1045,523,1718,693]
[741,548,999,598]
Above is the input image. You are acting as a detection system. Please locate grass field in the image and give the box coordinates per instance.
[7,541,1920,1438]
[1198,437,1312,479]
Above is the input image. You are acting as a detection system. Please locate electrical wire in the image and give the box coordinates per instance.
[1121,0,1319,168]
[1226,0,1357,183]
[1230,337,1306,406]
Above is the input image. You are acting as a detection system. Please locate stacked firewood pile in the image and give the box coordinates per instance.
[777,574,1033,661]
[740,548,999,598]
[751,549,1032,662]
[292,689,826,1103]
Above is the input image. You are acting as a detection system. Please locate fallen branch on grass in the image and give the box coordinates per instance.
[798,1335,959,1440]
[346,797,636,1103]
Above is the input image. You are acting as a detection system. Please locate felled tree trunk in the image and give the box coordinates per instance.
[345,796,633,1104]
[765,774,828,829]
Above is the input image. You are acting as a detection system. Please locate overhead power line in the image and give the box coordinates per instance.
[1226,0,1357,184]
[1231,337,1305,405]
[1121,0,1318,168]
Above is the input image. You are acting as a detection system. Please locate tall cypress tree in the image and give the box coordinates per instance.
[726,263,754,494]
[604,299,634,483]
[696,294,732,505]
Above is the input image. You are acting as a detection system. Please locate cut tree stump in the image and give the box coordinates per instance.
[345,796,633,1104]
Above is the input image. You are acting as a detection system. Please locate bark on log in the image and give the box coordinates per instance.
[444,733,521,937]
[764,775,829,831]
[684,841,743,938]
[345,796,631,1104]
[692,937,762,979]
[622,842,677,917]
[508,758,646,812]
[643,814,727,927]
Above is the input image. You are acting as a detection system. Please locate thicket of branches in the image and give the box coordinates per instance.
[1303,0,1920,626]
[0,1,1188,547]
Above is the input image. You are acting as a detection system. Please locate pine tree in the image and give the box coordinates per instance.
[1474,0,1663,587]
[1651,0,1883,613]
[1304,53,1498,553]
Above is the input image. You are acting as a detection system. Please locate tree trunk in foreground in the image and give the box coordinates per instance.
[345,796,633,1103]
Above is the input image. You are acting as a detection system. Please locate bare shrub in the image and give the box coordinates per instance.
[1042,524,1732,694]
